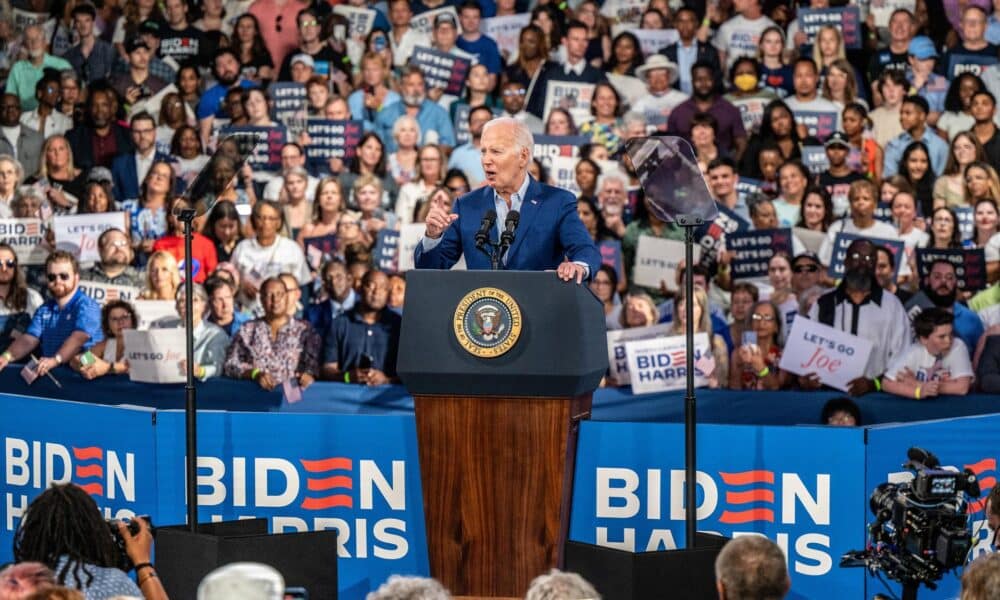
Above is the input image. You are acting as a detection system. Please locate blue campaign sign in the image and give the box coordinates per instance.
[799,7,862,48]
[153,410,429,599]
[695,201,752,273]
[305,119,364,174]
[410,46,471,96]
[220,125,288,171]
[373,229,400,272]
[827,232,904,279]
[568,421,867,599]
[955,205,975,241]
[736,177,764,202]
[801,145,829,174]
[915,247,988,291]
[269,82,307,124]
[946,53,999,79]
[0,394,159,565]
[865,414,1000,599]
[727,227,793,280]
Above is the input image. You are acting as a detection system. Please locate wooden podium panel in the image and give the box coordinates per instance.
[414,394,592,597]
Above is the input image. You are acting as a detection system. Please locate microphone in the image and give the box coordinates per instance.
[475,210,497,251]
[500,210,520,248]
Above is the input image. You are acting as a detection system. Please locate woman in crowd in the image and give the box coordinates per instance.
[606,32,643,76]
[171,125,210,191]
[113,0,162,55]
[545,108,578,136]
[364,29,395,75]
[306,77,330,118]
[589,264,621,331]
[58,71,82,124]
[349,52,399,131]
[444,170,471,198]
[690,113,722,168]
[176,65,202,114]
[774,161,811,227]
[871,71,906,147]
[128,161,175,262]
[387,116,420,187]
[935,132,986,208]
[396,144,444,226]
[0,155,23,217]
[194,0,229,34]
[204,201,244,263]
[937,73,984,141]
[355,174,396,241]
[842,103,882,182]
[725,58,779,135]
[531,4,564,59]
[767,253,797,337]
[72,300,136,379]
[34,136,85,213]
[740,100,803,177]
[820,180,899,264]
[641,7,669,28]
[899,141,936,217]
[205,276,250,338]
[671,286,728,388]
[797,186,834,232]
[13,484,167,600]
[575,158,600,204]
[881,175,912,204]
[170,284,229,381]
[578,196,626,292]
[581,83,624,155]
[504,25,549,85]
[459,63,499,118]
[297,177,343,248]
[729,300,788,390]
[233,13,274,84]
[891,190,930,251]
[412,186,454,224]
[156,92,189,154]
[243,88,278,131]
[339,131,398,211]
[280,167,313,240]
[618,292,659,329]
[812,26,845,76]
[229,201,310,310]
[0,243,43,352]
[223,277,320,390]
[153,198,218,284]
[972,198,1000,282]
[576,0,610,66]
[821,59,866,111]
[758,27,793,97]
[927,206,965,249]
[140,250,180,300]
[79,180,115,214]
[729,282,758,350]
[964,162,1000,207]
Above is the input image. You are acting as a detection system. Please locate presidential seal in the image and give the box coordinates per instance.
[453,287,523,358]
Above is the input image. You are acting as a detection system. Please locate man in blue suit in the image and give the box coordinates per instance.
[415,117,600,283]
[111,111,171,203]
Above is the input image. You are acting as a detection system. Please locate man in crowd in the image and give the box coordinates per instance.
[197,48,255,145]
[526,20,606,118]
[631,55,689,133]
[906,260,985,353]
[375,67,455,152]
[868,9,915,91]
[109,36,167,107]
[263,143,319,202]
[306,259,356,336]
[448,105,490,187]
[388,0,429,69]
[20,74,71,138]
[83,229,142,287]
[0,251,102,377]
[660,7,721,96]
[456,1,502,79]
[498,79,542,133]
[713,0,775,69]
[971,91,1000,166]
[130,19,179,82]
[277,8,349,82]
[111,112,171,204]
[939,6,998,80]
[883,95,949,177]
[158,0,204,63]
[883,307,973,398]
[818,132,865,216]
[784,58,840,128]
[668,62,745,156]
[597,173,630,238]
[6,25,72,110]
[714,536,789,599]
[707,159,750,222]
[875,245,912,304]
[321,269,400,386]
[791,252,824,295]
[907,36,947,125]
[0,94,43,177]
[64,3,116,85]
[66,86,134,170]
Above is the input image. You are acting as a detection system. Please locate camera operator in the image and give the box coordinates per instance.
[986,483,1000,550]
[13,484,167,600]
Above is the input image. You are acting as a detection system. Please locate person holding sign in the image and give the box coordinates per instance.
[883,308,973,398]
[729,300,790,390]
[158,284,229,381]
[670,287,728,388]
[415,117,600,283]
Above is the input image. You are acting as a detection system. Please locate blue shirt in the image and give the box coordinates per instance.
[26,288,103,356]
[196,80,255,120]
[676,43,698,95]
[882,128,950,178]
[348,88,401,132]
[209,310,252,338]
[447,142,485,187]
[457,34,502,74]
[988,14,1000,45]
[323,307,402,377]
[374,99,456,151]
[953,302,985,359]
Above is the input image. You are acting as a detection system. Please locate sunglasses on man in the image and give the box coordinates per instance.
[46,272,72,282]
[792,264,818,273]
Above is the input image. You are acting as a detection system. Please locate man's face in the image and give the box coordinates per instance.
[324,263,352,299]
[73,13,94,38]
[46,259,78,300]
[129,46,150,69]
[971,93,996,123]
[481,123,529,194]
[889,11,914,41]
[793,62,818,97]
[708,166,736,199]
[164,0,187,26]
[210,285,234,318]
[280,145,304,170]
[131,118,156,154]
[388,0,412,26]
[253,205,282,238]
[599,179,625,208]
[674,10,697,39]
[23,27,44,56]
[100,230,132,266]
[225,91,245,119]
[564,26,588,61]
[692,68,715,98]
[826,144,848,167]
[501,83,526,113]
[646,69,670,94]
[962,8,987,42]
[458,7,480,35]
[899,102,924,131]
[401,73,426,104]
[922,323,954,356]
[875,250,894,288]
[844,240,876,280]
[291,61,313,83]
[792,258,821,291]
[927,263,957,298]
[468,109,491,138]
[361,272,389,311]
[850,188,876,220]
[433,22,458,49]
[298,13,320,43]
[0,95,20,127]
[214,53,241,86]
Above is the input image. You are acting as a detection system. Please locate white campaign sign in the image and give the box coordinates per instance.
[630,28,680,56]
[133,300,179,330]
[332,5,376,39]
[632,236,700,291]
[78,280,142,305]
[0,218,48,265]
[778,315,874,392]
[54,212,127,263]
[396,223,428,272]
[625,332,710,394]
[542,81,595,127]
[410,6,458,36]
[123,328,186,384]
[480,13,531,55]
[606,324,672,385]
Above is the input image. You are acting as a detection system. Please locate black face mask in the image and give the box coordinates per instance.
[925,284,957,307]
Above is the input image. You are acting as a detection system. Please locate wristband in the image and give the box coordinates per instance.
[914,385,922,400]
[138,571,158,586]
[343,372,351,383]
[196,365,206,379]
[873,377,881,392]
[54,353,63,364]
[1,351,11,361]
[757,366,770,378]
[701,17,711,26]
[134,562,153,573]
[250,368,260,381]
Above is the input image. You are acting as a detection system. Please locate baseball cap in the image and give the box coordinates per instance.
[792,251,821,267]
[124,35,150,54]
[434,13,457,28]
[908,36,938,60]
[290,53,315,69]
[139,19,161,36]
[824,131,850,149]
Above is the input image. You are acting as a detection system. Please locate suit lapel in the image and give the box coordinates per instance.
[506,176,540,264]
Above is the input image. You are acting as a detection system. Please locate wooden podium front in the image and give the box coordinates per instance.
[398,271,608,597]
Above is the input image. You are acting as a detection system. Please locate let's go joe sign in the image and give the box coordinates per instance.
[778,315,873,392]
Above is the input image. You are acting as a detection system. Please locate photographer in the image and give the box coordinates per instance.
[13,484,167,600]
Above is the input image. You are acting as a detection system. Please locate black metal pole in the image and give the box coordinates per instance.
[183,217,198,532]
[901,582,919,600]
[683,219,697,549]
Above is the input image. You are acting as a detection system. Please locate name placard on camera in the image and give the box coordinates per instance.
[779,316,873,392]
[123,328,186,384]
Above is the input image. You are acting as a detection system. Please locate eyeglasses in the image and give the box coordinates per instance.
[0,258,15,269]
[751,313,775,321]
[300,19,318,27]
[848,252,874,263]
[103,239,129,248]
[502,89,526,97]
[792,264,818,273]
[47,272,71,282]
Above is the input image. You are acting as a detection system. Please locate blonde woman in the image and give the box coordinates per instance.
[297,177,343,247]
[934,132,986,209]
[822,59,867,112]
[0,155,24,217]
[387,116,421,186]
[619,293,659,329]
[35,136,85,213]
[140,250,181,300]
[812,26,845,72]
[669,286,728,388]
[396,145,444,226]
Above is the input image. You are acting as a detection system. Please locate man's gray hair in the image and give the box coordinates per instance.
[622,111,647,129]
[481,116,534,154]
[596,172,627,194]
[176,283,208,303]
[365,575,450,600]
[715,536,789,600]
[524,569,600,600]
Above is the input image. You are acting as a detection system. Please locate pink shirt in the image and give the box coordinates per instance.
[248,0,306,69]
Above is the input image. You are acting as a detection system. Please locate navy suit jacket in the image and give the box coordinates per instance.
[414,177,601,277]
[111,151,172,203]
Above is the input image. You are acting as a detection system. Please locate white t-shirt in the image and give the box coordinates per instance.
[884,340,974,383]
[784,96,842,132]
[631,90,690,133]
[984,232,1000,262]
[230,236,312,314]
[713,15,776,69]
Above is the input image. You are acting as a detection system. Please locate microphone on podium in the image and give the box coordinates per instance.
[475,209,497,253]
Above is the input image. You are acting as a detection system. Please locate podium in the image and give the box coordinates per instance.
[398,270,608,597]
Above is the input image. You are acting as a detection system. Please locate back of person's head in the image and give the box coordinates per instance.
[961,553,1000,600]
[715,536,789,600]
[23,587,84,600]
[365,575,450,600]
[0,561,56,599]
[524,569,600,600]
[197,562,284,600]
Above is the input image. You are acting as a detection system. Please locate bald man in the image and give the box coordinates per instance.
[415,117,600,283]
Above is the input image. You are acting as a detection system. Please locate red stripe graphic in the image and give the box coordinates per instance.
[980,476,997,490]
[78,483,104,496]
[300,495,352,510]
[72,447,103,461]
[719,508,775,524]
[965,458,996,474]
[75,464,104,479]
[719,470,775,486]
[306,476,353,491]
[969,498,989,513]
[726,490,775,504]
[300,457,352,472]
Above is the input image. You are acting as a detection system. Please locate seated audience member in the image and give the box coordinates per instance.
[305,259,356,334]
[590,265,621,330]
[0,251,102,376]
[524,570,600,600]
[278,272,303,319]
[906,260,985,353]
[321,270,401,386]
[619,293,660,330]
[224,277,320,391]
[13,484,164,599]
[875,245,912,304]
[367,575,451,600]
[196,562,285,600]
[715,535,790,600]
[0,562,55,598]
[670,286,728,388]
[790,252,823,296]
[730,300,789,390]
[205,276,250,338]
[819,180,901,266]
[960,549,1000,599]
[204,201,244,263]
[728,282,758,346]
[84,229,143,287]
[820,397,862,426]
[883,308,973,399]
[139,250,181,301]
[157,284,229,381]
[71,300,136,379]
[975,333,1000,393]
[0,242,44,353]
[230,201,311,312]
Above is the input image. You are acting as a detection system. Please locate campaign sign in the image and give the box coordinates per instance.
[695,202,752,274]
[915,248,988,291]
[395,224,426,272]
[0,218,47,265]
[598,240,623,281]
[123,329,186,384]
[0,394,159,567]
[633,236,700,291]
[78,280,142,305]
[53,212,127,264]
[874,202,893,223]
[332,4,376,39]
[730,96,770,135]
[827,232,904,279]
[542,81,596,127]
[548,156,581,194]
[606,324,672,386]
[955,205,975,241]
[410,6,458,36]
[219,125,287,172]
[735,177,764,202]
[795,112,838,142]
[601,0,649,26]
[624,333,711,394]
[946,53,999,79]
[798,7,862,48]
[374,229,401,272]
[532,135,588,162]
[411,46,471,96]
[870,0,915,27]
[727,228,794,280]
[801,145,829,175]
[480,13,531,55]
[632,29,680,57]
[794,227,827,255]
[133,299,180,330]
[305,119,364,173]
[304,234,337,271]
[779,315,873,392]
[153,410,430,598]
[270,82,308,126]
[568,420,866,598]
